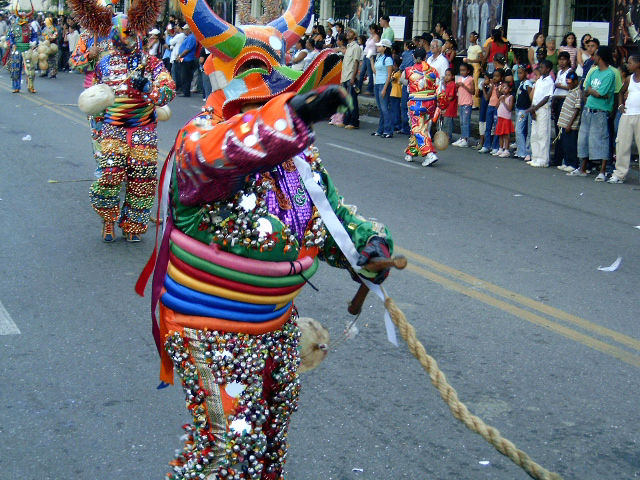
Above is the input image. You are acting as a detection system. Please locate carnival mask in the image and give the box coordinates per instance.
[109,14,138,53]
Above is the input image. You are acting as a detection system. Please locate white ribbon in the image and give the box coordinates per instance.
[293,155,398,346]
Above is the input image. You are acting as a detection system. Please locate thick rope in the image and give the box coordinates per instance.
[384,296,563,480]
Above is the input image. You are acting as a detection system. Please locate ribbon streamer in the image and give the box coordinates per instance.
[293,154,397,345]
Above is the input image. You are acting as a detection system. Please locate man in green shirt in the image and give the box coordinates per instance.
[569,46,616,180]
[380,15,395,43]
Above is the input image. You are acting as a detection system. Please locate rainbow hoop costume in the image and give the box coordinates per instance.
[5,2,37,92]
[68,0,175,241]
[405,61,446,160]
[135,0,394,478]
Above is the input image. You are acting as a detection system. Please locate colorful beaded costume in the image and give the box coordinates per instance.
[68,0,175,241]
[5,2,37,93]
[405,61,447,159]
[134,0,394,478]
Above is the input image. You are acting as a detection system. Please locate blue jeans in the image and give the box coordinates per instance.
[400,86,410,133]
[483,105,499,150]
[459,105,472,138]
[374,83,392,135]
[390,96,401,131]
[577,109,610,161]
[359,57,374,95]
[442,116,454,142]
[515,109,532,157]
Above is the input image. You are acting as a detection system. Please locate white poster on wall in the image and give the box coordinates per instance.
[389,16,405,40]
[572,21,610,46]
[506,19,540,47]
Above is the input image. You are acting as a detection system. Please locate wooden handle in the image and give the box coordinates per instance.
[347,256,408,315]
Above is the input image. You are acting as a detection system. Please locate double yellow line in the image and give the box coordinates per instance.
[6,83,639,368]
[397,246,640,369]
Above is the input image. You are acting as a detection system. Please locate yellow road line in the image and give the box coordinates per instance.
[404,264,640,368]
[397,246,640,353]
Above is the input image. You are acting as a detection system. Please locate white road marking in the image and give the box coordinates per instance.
[325,143,420,169]
[0,301,20,335]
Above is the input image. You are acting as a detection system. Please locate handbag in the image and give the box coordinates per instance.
[433,118,449,151]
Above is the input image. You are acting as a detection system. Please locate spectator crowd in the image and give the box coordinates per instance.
[2,10,638,184]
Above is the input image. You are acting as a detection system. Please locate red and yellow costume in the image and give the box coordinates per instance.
[405,61,446,158]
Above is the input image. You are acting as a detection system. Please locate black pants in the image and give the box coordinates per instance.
[342,81,359,127]
[551,97,565,164]
[180,60,195,96]
[560,129,578,169]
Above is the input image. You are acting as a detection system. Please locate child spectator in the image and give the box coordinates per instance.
[515,64,533,160]
[453,62,475,147]
[555,71,582,171]
[443,38,457,68]
[390,55,403,133]
[527,61,555,167]
[495,82,515,157]
[442,68,458,143]
[479,68,504,154]
[609,54,640,183]
[476,70,490,150]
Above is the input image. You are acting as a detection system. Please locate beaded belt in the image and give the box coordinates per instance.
[104,97,155,127]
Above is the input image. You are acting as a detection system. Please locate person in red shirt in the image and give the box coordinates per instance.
[442,68,458,142]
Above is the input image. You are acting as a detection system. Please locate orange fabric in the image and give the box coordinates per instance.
[158,297,294,384]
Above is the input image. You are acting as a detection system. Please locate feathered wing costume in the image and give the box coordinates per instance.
[135,0,394,478]
[68,0,176,242]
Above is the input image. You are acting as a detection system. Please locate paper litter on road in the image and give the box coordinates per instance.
[21,135,32,141]
[352,468,364,473]
[634,226,640,230]
[598,257,622,272]
[479,460,490,466]
[512,194,523,197]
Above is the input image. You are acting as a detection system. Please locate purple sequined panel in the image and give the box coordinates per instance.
[262,155,313,242]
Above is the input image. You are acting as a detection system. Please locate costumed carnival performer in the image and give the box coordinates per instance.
[68,0,176,243]
[134,0,395,478]
[40,17,58,78]
[401,47,448,166]
[3,1,37,93]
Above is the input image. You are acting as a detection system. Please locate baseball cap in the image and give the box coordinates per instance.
[182,23,190,30]
[375,38,392,48]
[327,18,335,24]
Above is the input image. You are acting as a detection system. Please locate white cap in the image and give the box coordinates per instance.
[149,28,160,35]
[182,23,190,30]
[327,18,334,24]
[375,38,392,48]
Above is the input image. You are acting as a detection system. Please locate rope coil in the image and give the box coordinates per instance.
[383,296,563,480]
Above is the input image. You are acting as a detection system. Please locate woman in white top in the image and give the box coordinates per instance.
[528,32,545,66]
[301,38,318,71]
[290,38,308,71]
[357,23,380,95]
[576,33,592,76]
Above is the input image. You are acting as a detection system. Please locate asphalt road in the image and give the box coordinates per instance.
[1,71,639,480]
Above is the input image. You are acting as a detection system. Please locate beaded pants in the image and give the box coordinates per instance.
[164,314,301,480]
[89,123,157,235]
[8,51,22,90]
[406,99,439,157]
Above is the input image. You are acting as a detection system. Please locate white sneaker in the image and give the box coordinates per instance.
[608,174,624,184]
[478,147,490,153]
[404,154,413,162]
[498,150,511,157]
[451,138,462,146]
[567,168,587,177]
[594,173,606,182]
[422,153,438,167]
[490,148,500,155]
[561,165,574,172]
[457,139,468,147]
[524,155,531,162]
[509,142,517,150]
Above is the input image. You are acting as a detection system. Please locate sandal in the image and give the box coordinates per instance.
[126,233,141,243]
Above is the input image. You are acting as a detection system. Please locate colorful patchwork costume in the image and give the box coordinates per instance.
[5,3,37,93]
[404,60,447,163]
[68,0,175,242]
[133,0,395,478]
